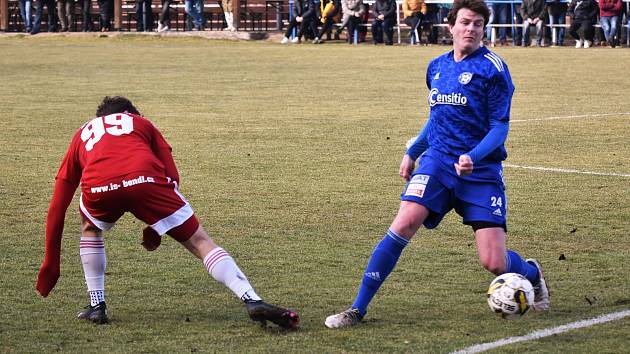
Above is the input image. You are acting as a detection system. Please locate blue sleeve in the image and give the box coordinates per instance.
[406,118,431,161]
[466,121,509,163]
[425,59,436,90]
[487,64,514,126]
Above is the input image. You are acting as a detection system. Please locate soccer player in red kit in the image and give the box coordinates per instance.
[36,96,300,329]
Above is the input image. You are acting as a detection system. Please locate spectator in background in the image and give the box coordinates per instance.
[371,0,396,45]
[222,0,236,31]
[521,0,545,46]
[185,0,204,30]
[423,2,440,44]
[599,0,622,47]
[511,2,523,45]
[340,0,366,43]
[314,0,341,43]
[280,0,320,43]
[402,0,426,44]
[31,0,57,34]
[136,0,154,31]
[19,0,33,33]
[97,0,114,31]
[157,0,172,32]
[57,0,75,31]
[490,2,508,45]
[81,0,94,31]
[547,0,567,46]
[567,0,598,48]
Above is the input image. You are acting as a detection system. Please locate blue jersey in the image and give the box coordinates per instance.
[424,46,514,163]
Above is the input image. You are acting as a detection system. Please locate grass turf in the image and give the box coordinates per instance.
[1,36,629,353]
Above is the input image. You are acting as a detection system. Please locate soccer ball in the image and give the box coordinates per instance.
[487,273,534,320]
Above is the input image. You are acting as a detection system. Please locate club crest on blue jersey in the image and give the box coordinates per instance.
[458,72,473,85]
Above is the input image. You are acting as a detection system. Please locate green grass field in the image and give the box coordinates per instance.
[1,36,629,353]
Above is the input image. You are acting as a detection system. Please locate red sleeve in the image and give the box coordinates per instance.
[56,131,83,184]
[36,178,78,297]
[149,121,180,184]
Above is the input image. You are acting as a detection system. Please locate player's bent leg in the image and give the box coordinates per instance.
[473,224,549,311]
[177,224,300,329]
[474,227,507,275]
[78,218,108,324]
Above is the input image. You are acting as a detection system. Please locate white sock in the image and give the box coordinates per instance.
[230,13,235,28]
[80,236,106,306]
[203,247,261,302]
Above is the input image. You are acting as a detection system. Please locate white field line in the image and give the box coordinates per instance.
[511,112,630,122]
[451,309,630,354]
[504,164,630,178]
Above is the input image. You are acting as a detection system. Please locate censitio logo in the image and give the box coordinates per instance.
[428,88,468,107]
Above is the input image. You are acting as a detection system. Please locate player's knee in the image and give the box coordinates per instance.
[178,227,217,259]
[81,220,102,237]
[390,216,422,237]
[391,203,427,236]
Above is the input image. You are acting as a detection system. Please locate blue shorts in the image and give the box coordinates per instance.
[400,150,507,230]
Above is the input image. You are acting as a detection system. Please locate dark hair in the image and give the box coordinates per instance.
[95,96,140,117]
[447,0,490,27]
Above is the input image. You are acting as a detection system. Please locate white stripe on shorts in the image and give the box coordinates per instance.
[150,184,194,235]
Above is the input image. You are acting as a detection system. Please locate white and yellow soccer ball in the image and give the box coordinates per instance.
[487,273,534,320]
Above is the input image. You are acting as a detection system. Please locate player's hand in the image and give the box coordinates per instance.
[454,154,474,176]
[36,260,60,297]
[142,227,161,251]
[399,154,416,181]
[296,16,303,22]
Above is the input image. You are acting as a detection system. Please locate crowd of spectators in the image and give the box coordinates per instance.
[18,0,113,33]
[16,0,231,33]
[12,0,630,47]
[278,0,629,47]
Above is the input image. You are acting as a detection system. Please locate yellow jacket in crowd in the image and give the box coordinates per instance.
[321,0,341,22]
[402,0,427,17]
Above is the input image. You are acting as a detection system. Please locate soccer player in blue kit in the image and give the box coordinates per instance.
[325,0,549,328]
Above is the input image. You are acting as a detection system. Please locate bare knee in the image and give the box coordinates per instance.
[81,219,103,237]
[390,202,429,239]
[180,226,218,259]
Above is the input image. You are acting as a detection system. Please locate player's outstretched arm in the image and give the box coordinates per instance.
[466,122,509,165]
[36,178,78,297]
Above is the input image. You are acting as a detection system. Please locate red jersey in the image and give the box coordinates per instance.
[56,113,177,190]
[36,112,183,297]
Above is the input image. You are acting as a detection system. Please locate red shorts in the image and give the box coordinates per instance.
[80,174,199,241]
